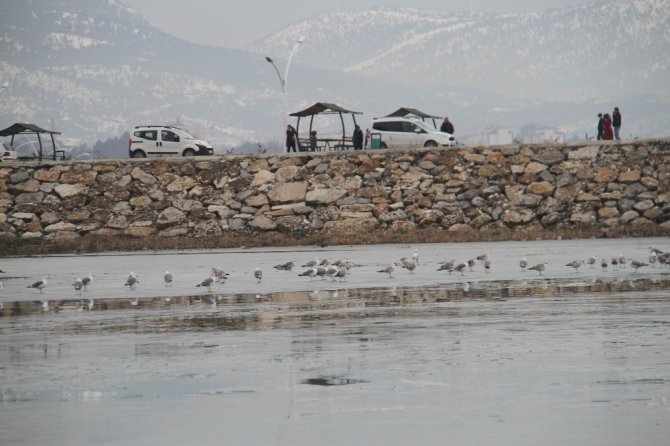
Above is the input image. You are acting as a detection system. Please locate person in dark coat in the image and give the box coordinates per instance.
[602,114,614,140]
[352,125,364,150]
[440,117,455,134]
[612,107,622,140]
[596,113,604,140]
[286,125,297,153]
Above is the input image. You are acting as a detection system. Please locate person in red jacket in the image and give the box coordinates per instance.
[602,113,614,140]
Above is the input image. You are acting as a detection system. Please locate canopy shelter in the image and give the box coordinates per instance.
[0,123,62,161]
[385,107,442,129]
[289,102,362,151]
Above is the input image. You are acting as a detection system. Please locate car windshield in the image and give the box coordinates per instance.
[414,120,436,132]
[175,129,195,140]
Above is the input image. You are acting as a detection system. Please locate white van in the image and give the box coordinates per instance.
[371,117,455,149]
[128,126,214,158]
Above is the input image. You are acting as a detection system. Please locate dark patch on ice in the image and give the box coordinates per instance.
[302,375,368,386]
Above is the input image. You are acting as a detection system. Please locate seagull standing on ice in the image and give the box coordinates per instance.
[164,271,173,287]
[566,260,584,273]
[630,259,648,272]
[335,266,348,282]
[377,263,395,279]
[81,273,94,291]
[438,259,456,273]
[412,249,420,264]
[298,267,318,280]
[196,276,215,292]
[325,265,339,281]
[72,278,83,294]
[454,262,467,276]
[125,272,139,289]
[519,257,528,272]
[649,253,657,267]
[529,263,547,276]
[27,276,48,293]
[401,259,417,273]
[254,268,263,283]
[274,261,295,271]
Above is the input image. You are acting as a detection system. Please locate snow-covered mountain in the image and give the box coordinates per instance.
[250,0,670,102]
[0,0,668,152]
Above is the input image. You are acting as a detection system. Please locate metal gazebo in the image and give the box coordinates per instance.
[289,102,362,151]
[0,123,62,161]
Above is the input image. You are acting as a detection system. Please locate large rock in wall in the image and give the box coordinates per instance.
[0,140,669,247]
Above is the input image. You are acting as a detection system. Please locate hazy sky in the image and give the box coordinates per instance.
[123,0,593,48]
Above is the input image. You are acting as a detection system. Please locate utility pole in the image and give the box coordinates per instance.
[265,36,306,152]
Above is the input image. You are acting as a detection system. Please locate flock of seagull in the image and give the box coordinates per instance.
[2,246,668,305]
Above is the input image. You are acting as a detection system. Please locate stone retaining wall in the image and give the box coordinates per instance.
[1,140,669,250]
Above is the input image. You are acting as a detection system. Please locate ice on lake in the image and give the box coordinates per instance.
[1,238,669,445]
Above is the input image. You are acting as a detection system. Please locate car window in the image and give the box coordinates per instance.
[161,130,179,142]
[134,130,157,141]
[402,122,416,133]
[373,121,403,132]
[372,122,389,131]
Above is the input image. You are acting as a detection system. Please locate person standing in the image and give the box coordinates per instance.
[352,124,364,150]
[602,113,614,141]
[440,116,455,134]
[596,113,604,140]
[286,125,297,153]
[612,107,622,140]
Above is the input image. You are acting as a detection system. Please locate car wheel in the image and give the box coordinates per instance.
[424,140,438,147]
[380,142,388,149]
[131,150,146,158]
[183,148,196,157]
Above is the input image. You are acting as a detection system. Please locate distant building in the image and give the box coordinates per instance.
[521,126,565,144]
[460,126,514,146]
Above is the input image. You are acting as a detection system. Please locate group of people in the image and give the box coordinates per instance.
[285,123,378,152]
[597,107,622,141]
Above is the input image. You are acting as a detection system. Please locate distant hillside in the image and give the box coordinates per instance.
[0,0,668,152]
[250,0,670,102]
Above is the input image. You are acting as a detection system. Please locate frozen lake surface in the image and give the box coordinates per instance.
[1,238,669,445]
